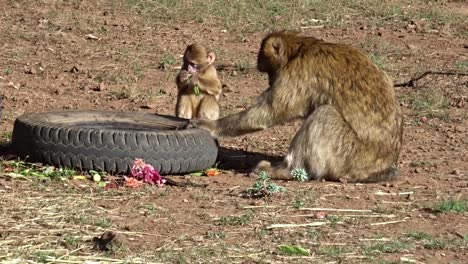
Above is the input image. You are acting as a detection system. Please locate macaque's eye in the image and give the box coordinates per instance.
[189,62,198,69]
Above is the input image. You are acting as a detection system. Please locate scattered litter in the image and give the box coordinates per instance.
[129,158,166,187]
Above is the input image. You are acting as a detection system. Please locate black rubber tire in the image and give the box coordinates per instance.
[11,110,218,175]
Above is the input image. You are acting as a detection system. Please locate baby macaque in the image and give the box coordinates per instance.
[175,43,222,120]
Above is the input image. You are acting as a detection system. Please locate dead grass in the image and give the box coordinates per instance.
[1,175,465,263]
[117,0,465,33]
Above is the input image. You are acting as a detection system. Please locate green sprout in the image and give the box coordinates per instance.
[245,171,285,198]
[292,168,308,182]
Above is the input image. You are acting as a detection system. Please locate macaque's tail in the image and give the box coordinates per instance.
[255,160,294,180]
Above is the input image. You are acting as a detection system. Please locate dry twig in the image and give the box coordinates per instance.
[370,217,409,226]
[395,70,468,88]
[266,222,327,229]
[299,207,372,213]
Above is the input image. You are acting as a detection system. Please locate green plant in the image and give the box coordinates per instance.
[206,231,226,239]
[437,198,467,213]
[368,53,387,70]
[139,203,157,216]
[320,246,348,257]
[3,160,76,180]
[245,171,285,197]
[4,67,12,75]
[423,239,446,249]
[62,235,82,248]
[278,245,310,256]
[1,132,12,140]
[364,241,409,256]
[292,198,305,209]
[456,61,468,69]
[292,168,308,182]
[217,212,254,226]
[406,231,431,240]
[328,215,343,228]
[159,53,176,71]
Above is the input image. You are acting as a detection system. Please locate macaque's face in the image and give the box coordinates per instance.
[184,43,216,74]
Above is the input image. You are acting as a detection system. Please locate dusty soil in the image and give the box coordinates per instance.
[0,1,467,263]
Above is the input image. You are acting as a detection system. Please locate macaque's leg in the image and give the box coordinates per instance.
[257,105,355,181]
[197,96,220,120]
[176,95,193,119]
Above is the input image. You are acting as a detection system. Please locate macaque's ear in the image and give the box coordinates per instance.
[207,51,216,65]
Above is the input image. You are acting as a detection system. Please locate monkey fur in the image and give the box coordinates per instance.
[189,31,403,183]
[175,43,222,120]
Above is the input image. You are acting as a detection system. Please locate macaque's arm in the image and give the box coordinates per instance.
[197,67,222,96]
[191,80,301,137]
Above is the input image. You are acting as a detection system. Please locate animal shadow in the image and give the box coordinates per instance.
[215,146,282,173]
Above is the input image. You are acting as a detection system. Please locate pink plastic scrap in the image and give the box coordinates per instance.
[130,158,166,187]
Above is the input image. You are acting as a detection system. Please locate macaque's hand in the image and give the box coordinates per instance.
[179,70,191,82]
[186,118,218,137]
[190,73,199,85]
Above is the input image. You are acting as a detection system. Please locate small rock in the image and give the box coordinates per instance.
[69,66,79,73]
[339,178,348,183]
[92,83,106,91]
[451,169,461,176]
[420,116,427,123]
[428,213,437,220]
[192,235,204,242]
[414,168,422,173]
[222,84,232,93]
[93,231,129,252]
[231,70,238,77]
[7,81,19,89]
[454,126,465,133]
[249,199,265,206]
[142,98,159,109]
[406,44,419,50]
[24,67,36,74]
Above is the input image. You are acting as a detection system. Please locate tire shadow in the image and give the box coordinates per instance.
[0,141,15,160]
[216,146,283,173]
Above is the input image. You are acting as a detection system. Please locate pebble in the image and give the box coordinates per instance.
[454,126,465,133]
[192,235,204,242]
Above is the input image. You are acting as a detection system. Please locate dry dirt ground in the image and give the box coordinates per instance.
[0,0,467,263]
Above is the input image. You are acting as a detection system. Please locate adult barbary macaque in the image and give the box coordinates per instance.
[175,43,222,120]
[189,31,403,183]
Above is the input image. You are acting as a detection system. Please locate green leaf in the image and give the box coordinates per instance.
[278,245,310,256]
[190,171,204,176]
[194,84,201,96]
[98,182,107,188]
